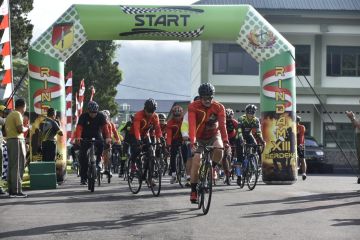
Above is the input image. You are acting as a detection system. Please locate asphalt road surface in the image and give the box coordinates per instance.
[0,174,359,240]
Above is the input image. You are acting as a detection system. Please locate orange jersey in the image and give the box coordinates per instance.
[166,118,183,146]
[297,124,305,145]
[188,100,228,144]
[130,110,162,140]
[104,121,120,142]
[160,123,167,138]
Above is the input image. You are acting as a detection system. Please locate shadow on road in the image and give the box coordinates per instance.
[0,208,201,238]
[331,218,360,226]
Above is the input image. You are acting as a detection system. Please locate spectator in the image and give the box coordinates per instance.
[39,108,63,162]
[5,99,28,198]
[345,110,360,184]
[296,116,307,180]
[0,105,6,194]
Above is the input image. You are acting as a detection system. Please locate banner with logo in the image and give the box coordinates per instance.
[28,4,296,184]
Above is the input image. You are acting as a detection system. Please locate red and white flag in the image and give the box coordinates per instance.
[65,71,73,144]
[78,79,85,115]
[0,0,14,109]
[89,85,95,101]
[74,91,79,125]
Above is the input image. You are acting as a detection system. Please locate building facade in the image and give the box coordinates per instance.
[191,0,360,171]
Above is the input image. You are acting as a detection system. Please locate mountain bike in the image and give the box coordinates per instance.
[175,143,187,188]
[81,138,102,192]
[236,143,263,190]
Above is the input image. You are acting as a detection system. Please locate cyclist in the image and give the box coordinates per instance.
[167,105,188,184]
[159,113,167,139]
[129,98,162,184]
[188,83,229,203]
[102,110,121,178]
[222,108,238,185]
[236,104,265,183]
[296,115,307,180]
[74,101,111,185]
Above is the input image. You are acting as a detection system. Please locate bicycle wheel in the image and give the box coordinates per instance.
[87,164,96,192]
[247,155,259,190]
[176,153,185,188]
[199,161,213,215]
[127,158,142,194]
[149,157,162,196]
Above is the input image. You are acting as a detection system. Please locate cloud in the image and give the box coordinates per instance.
[115,41,191,100]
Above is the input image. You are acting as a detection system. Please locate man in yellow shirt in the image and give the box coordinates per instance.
[5,99,28,198]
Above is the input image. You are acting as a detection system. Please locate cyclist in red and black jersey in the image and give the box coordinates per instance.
[167,105,188,184]
[188,83,229,203]
[222,108,238,185]
[158,113,167,139]
[74,101,111,185]
[128,98,163,180]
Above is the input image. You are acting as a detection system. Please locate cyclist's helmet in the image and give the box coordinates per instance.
[103,110,110,118]
[245,104,257,115]
[225,108,234,118]
[198,83,215,97]
[144,98,157,113]
[296,115,301,122]
[172,105,183,117]
[158,113,167,121]
[130,114,135,121]
[87,101,99,112]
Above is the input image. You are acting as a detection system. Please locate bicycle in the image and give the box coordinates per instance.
[174,143,187,188]
[126,140,162,196]
[80,138,102,192]
[111,143,122,175]
[146,141,162,196]
[235,143,263,190]
[196,144,224,215]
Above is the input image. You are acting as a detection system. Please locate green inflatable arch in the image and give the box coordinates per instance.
[28,4,296,184]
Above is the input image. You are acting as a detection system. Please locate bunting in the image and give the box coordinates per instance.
[74,91,79,125]
[65,71,72,144]
[0,0,13,109]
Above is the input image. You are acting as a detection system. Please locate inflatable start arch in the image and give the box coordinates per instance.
[28,5,296,184]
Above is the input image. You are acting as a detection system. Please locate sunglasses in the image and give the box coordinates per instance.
[200,96,213,101]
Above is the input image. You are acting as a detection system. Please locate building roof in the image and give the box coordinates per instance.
[193,0,360,11]
[115,99,188,113]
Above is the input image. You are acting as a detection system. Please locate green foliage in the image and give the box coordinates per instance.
[12,58,29,102]
[10,0,34,57]
[65,41,122,116]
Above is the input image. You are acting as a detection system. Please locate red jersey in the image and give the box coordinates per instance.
[166,117,183,146]
[188,100,228,144]
[226,118,238,139]
[160,123,167,138]
[130,110,162,141]
[297,123,305,145]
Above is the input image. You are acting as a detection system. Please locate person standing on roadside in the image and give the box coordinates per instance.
[5,99,28,198]
[39,108,63,162]
[0,105,6,194]
[345,109,360,184]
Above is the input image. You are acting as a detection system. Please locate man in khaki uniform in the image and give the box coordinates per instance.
[5,99,28,197]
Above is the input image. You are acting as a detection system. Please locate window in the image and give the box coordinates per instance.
[295,45,310,76]
[302,122,311,136]
[213,44,258,75]
[323,123,355,149]
[327,46,360,77]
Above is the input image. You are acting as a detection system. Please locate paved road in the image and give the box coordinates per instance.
[0,174,359,240]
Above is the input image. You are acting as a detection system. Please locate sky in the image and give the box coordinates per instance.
[28,0,197,100]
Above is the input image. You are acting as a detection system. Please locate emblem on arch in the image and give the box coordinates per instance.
[51,22,74,51]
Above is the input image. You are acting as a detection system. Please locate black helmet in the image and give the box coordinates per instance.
[198,83,215,97]
[158,113,167,120]
[245,104,257,115]
[87,101,99,112]
[225,108,234,118]
[144,98,157,113]
[296,115,301,122]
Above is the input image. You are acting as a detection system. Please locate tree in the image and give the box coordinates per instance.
[65,41,122,116]
[10,0,34,57]
[12,58,29,102]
